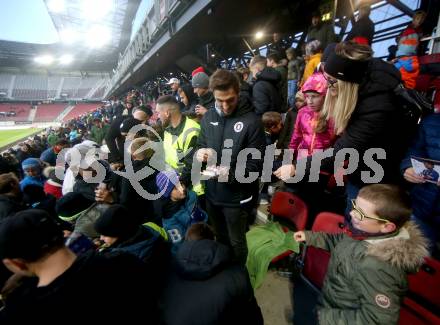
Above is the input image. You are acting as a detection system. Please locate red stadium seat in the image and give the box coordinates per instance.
[399,257,440,324]
[269,191,308,263]
[269,191,308,231]
[301,213,346,289]
[311,212,346,233]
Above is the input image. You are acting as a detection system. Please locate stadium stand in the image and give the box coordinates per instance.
[33,103,67,122]
[0,103,31,122]
[48,76,62,99]
[0,74,12,95]
[0,73,109,101]
[62,103,100,122]
[90,86,106,99]
[12,74,47,100]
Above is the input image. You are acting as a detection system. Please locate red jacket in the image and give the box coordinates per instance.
[44,180,62,199]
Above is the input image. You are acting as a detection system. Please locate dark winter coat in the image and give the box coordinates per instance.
[0,195,23,221]
[252,67,282,115]
[400,113,440,227]
[105,115,126,163]
[105,225,170,292]
[305,58,408,187]
[119,159,159,223]
[198,90,216,110]
[274,65,289,112]
[0,251,158,324]
[160,239,263,325]
[305,222,428,324]
[197,97,265,207]
[306,22,338,51]
[278,109,298,149]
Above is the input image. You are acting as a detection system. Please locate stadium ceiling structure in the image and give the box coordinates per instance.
[105,0,439,97]
[0,0,141,72]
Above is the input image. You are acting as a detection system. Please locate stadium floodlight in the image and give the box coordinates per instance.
[59,29,79,45]
[255,31,264,39]
[47,0,65,13]
[59,54,74,65]
[82,0,114,21]
[34,55,54,65]
[86,25,111,48]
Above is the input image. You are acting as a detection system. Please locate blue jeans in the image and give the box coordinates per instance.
[288,79,297,108]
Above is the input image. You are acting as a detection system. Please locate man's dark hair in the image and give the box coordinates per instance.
[209,69,240,94]
[0,209,65,262]
[0,172,19,195]
[267,53,281,64]
[185,222,215,241]
[312,11,321,18]
[157,95,179,106]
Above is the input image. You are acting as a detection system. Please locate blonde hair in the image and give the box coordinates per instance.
[322,41,370,134]
[322,80,359,135]
[128,137,155,160]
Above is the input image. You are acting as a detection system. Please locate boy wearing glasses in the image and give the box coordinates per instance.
[294,184,429,324]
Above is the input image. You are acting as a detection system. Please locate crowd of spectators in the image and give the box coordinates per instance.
[0,4,438,324]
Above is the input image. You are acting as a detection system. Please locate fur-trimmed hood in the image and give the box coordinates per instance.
[365,221,429,273]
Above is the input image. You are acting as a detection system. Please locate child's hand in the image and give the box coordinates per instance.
[293,231,306,242]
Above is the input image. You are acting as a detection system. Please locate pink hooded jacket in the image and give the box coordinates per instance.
[289,72,336,160]
[288,107,335,160]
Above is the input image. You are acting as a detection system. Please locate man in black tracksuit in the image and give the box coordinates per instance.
[196,70,265,265]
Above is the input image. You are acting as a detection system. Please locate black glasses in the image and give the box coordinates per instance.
[323,73,338,88]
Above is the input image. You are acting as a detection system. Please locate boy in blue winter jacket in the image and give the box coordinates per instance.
[155,170,207,252]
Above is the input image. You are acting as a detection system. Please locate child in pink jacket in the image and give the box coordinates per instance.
[289,73,335,160]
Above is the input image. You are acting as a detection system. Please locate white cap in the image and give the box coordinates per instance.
[167,78,180,85]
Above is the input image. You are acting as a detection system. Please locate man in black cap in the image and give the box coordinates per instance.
[105,106,152,166]
[0,209,158,323]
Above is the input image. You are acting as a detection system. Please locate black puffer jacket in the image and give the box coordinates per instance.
[119,159,160,223]
[252,67,282,115]
[198,91,216,110]
[306,58,408,186]
[0,195,23,221]
[197,97,265,207]
[160,240,263,325]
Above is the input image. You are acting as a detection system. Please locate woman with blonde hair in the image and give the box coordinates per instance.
[275,41,410,219]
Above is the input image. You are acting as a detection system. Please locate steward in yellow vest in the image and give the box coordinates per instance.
[156,95,204,196]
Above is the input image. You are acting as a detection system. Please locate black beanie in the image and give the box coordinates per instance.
[136,105,153,117]
[120,117,141,134]
[94,204,138,239]
[56,192,95,219]
[324,49,369,84]
[0,209,64,261]
[321,43,337,63]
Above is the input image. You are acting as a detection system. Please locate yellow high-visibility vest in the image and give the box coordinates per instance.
[163,118,204,195]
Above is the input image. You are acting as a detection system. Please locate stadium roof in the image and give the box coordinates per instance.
[0,0,142,72]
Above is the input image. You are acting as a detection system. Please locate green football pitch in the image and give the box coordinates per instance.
[0,128,41,148]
